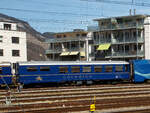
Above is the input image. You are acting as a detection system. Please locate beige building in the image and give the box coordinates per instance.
[93,15,150,61]
[45,29,93,61]
[0,21,27,63]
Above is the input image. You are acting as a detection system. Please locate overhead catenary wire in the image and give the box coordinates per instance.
[0,7,101,17]
[81,0,150,7]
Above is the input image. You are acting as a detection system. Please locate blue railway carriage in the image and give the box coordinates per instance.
[16,61,130,85]
[132,60,150,83]
[0,62,13,86]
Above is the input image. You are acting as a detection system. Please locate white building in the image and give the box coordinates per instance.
[0,21,27,63]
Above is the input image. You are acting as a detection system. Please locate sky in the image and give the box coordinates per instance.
[0,0,150,33]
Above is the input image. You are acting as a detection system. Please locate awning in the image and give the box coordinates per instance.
[97,43,111,50]
[69,51,79,55]
[80,52,85,56]
[60,52,70,56]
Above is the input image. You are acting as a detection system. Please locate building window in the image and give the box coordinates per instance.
[82,33,87,37]
[57,35,61,38]
[12,50,20,56]
[82,66,91,73]
[0,36,3,42]
[0,49,3,56]
[4,24,11,30]
[12,37,19,44]
[76,34,80,37]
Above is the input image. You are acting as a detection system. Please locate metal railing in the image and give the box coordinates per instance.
[94,37,144,45]
[99,23,144,31]
[45,36,88,43]
[111,50,144,57]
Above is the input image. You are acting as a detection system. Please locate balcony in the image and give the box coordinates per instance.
[94,37,144,45]
[99,23,144,31]
[45,36,88,43]
[46,47,84,54]
[94,39,111,45]
[106,50,144,58]
[112,37,144,44]
[45,49,62,54]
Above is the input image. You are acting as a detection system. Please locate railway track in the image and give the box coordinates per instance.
[1,84,150,113]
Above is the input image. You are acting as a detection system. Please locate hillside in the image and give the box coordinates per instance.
[0,13,48,61]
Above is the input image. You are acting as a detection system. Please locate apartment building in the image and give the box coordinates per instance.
[0,21,27,63]
[93,14,150,61]
[45,29,93,61]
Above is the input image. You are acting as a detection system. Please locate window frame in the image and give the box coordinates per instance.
[71,66,80,73]
[40,66,50,71]
[12,50,20,57]
[12,37,19,44]
[59,66,68,73]
[0,68,2,74]
[0,49,3,56]
[94,65,102,73]
[115,65,123,72]
[27,66,38,72]
[0,36,3,43]
[105,65,113,72]
[82,66,91,73]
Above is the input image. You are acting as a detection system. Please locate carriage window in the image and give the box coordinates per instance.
[83,66,91,72]
[40,66,50,71]
[115,66,123,72]
[0,68,2,74]
[125,65,128,72]
[71,66,80,73]
[94,66,102,72]
[59,66,68,73]
[105,66,113,72]
[27,67,37,72]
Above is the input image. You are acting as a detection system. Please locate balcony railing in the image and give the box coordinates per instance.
[45,36,88,43]
[109,50,144,57]
[94,37,144,45]
[112,37,144,44]
[46,47,85,54]
[45,49,62,54]
[99,23,144,31]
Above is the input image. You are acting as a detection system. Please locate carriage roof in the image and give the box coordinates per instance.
[0,62,11,66]
[18,61,129,66]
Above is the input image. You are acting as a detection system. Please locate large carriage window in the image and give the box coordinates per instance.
[40,66,50,71]
[71,66,80,73]
[105,66,113,72]
[115,66,123,72]
[27,67,37,72]
[59,66,68,73]
[125,65,128,72]
[83,66,91,73]
[0,68,2,74]
[94,66,102,72]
